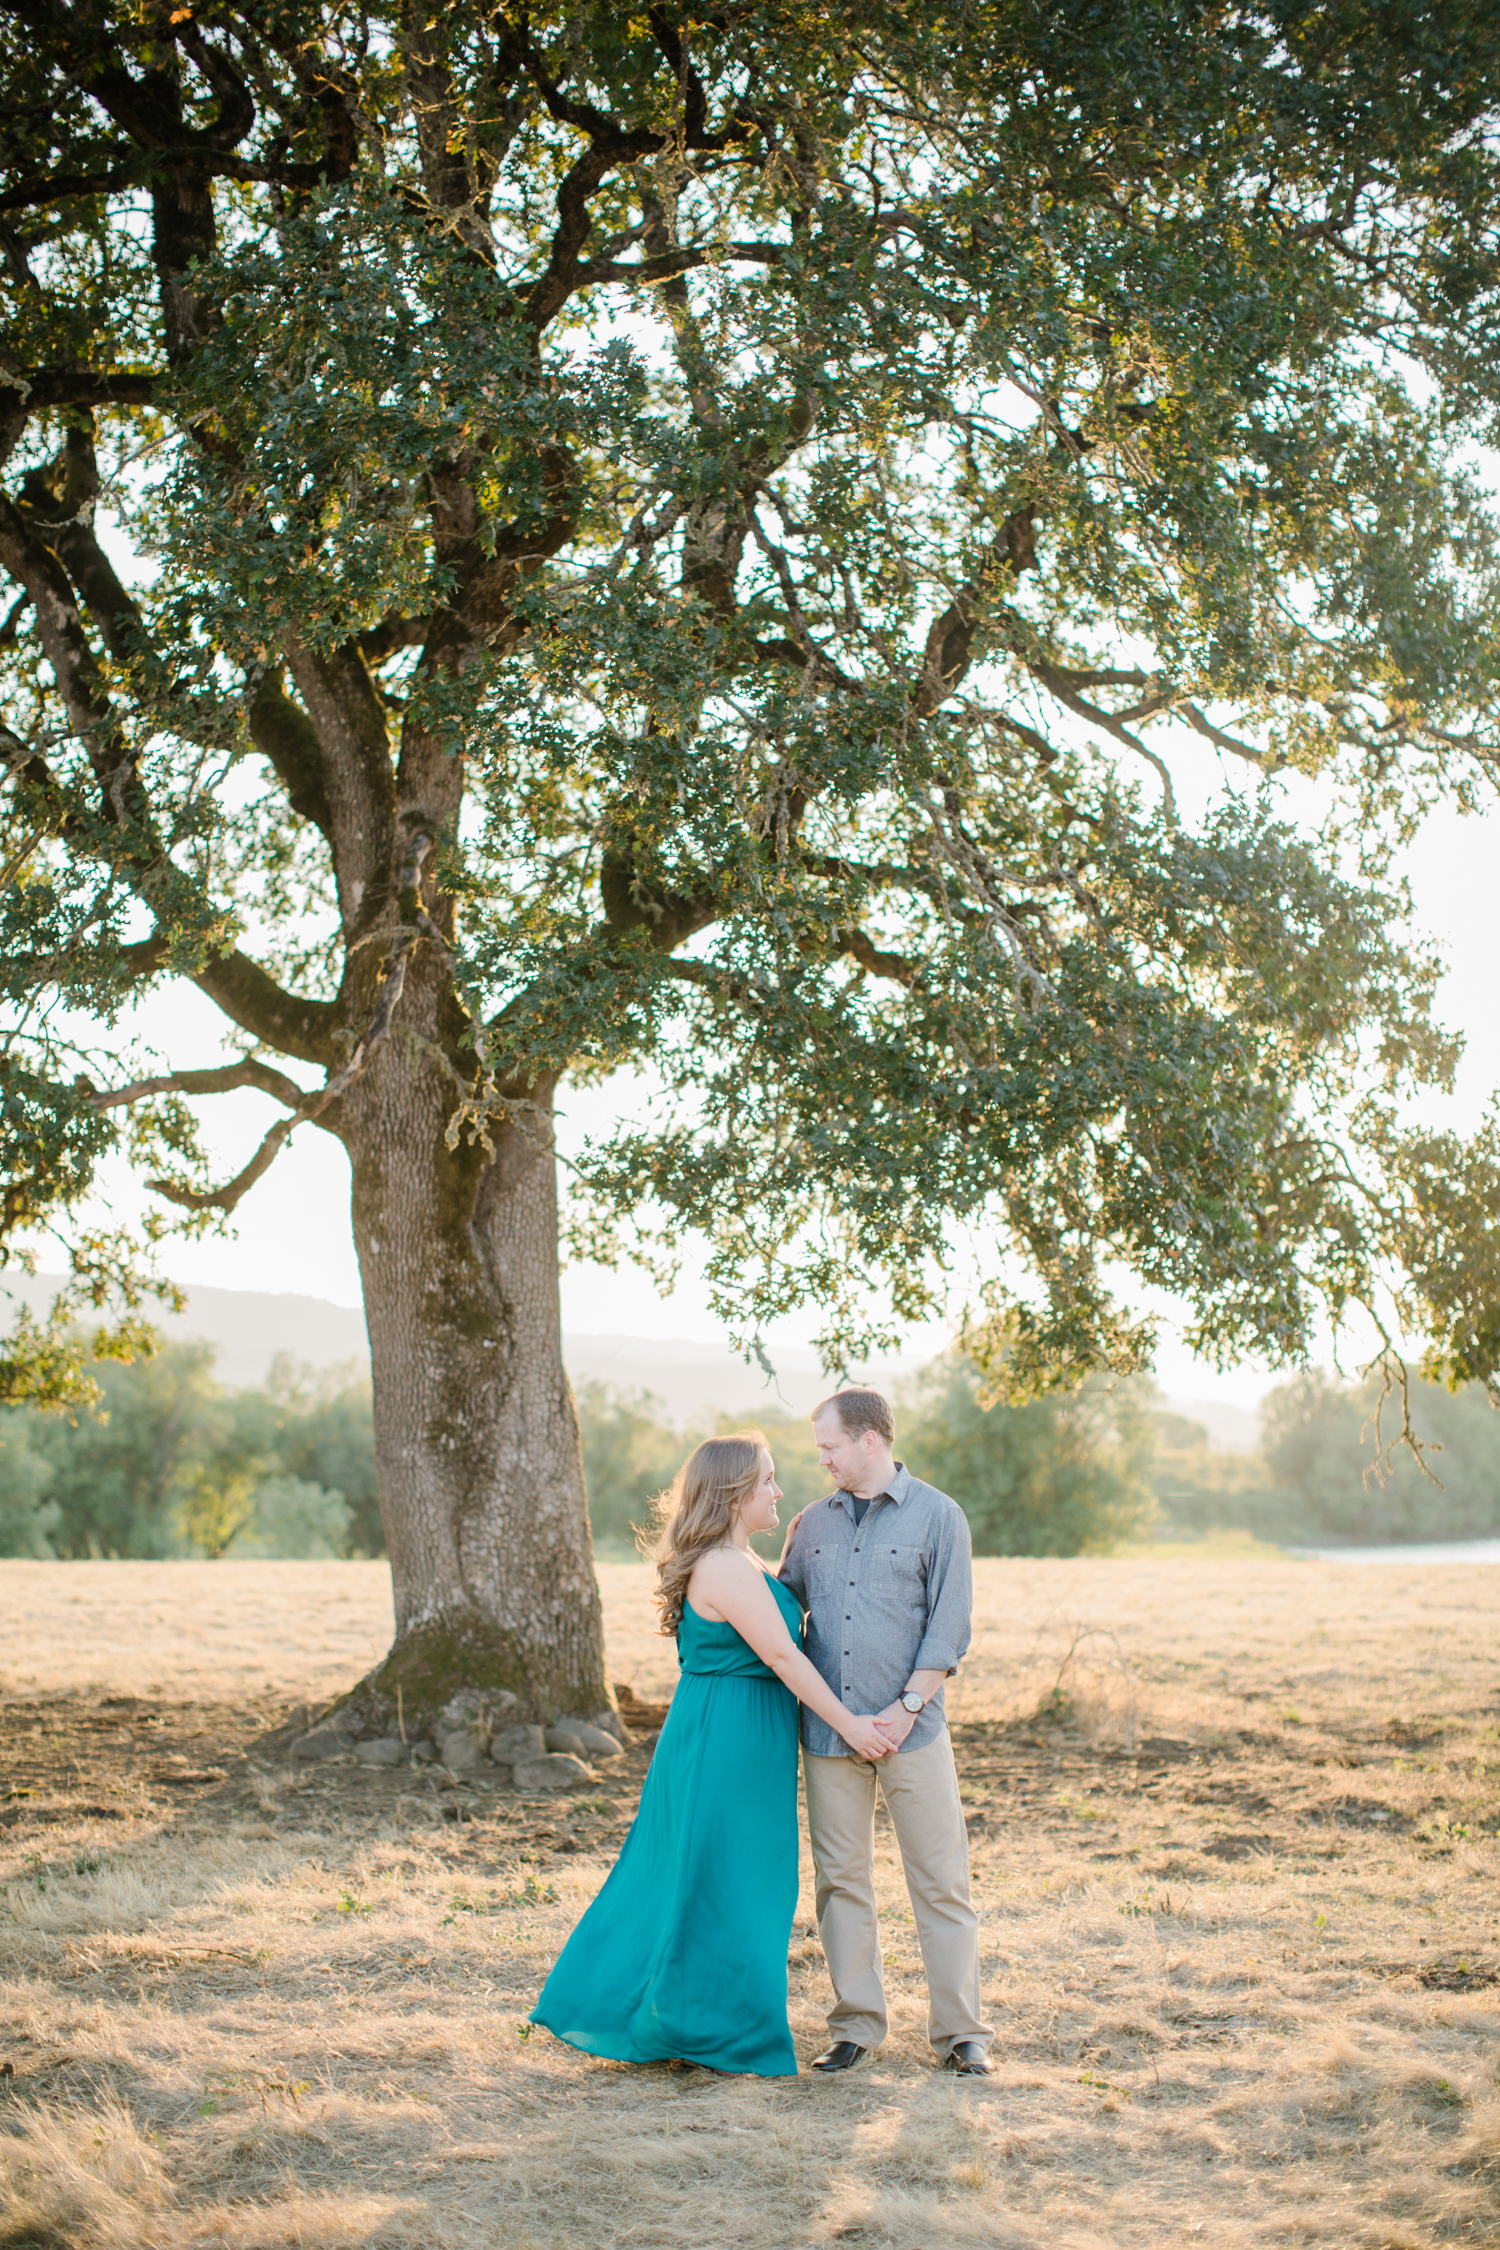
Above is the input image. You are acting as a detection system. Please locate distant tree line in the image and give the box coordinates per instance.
[1159,1372,1500,1547]
[0,1344,377,1561]
[3,1345,1496,1562]
[0,1346,1160,1563]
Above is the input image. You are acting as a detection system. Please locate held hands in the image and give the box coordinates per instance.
[873,1701,917,1750]
[841,1699,921,1760]
[841,1713,896,1761]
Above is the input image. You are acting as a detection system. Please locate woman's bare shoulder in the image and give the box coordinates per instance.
[689,1548,773,1602]
[689,1546,764,1589]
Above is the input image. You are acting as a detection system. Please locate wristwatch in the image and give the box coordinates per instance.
[900,1690,926,1715]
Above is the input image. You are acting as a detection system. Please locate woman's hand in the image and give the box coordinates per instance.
[840,1713,895,1761]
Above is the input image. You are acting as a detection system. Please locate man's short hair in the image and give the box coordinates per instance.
[814,1387,895,1446]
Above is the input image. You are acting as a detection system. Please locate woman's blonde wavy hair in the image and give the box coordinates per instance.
[644,1431,768,1637]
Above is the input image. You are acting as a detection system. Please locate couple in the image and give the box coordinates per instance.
[529,1388,993,2078]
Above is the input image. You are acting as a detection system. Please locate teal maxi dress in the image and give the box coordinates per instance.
[529,1574,803,2075]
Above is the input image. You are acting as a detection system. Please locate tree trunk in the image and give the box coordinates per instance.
[334,1035,610,1733]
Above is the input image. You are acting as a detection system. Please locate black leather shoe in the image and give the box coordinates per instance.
[940,2041,992,2075]
[810,2041,874,2073]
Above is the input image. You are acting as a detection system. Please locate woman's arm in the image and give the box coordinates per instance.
[689,1552,891,1760]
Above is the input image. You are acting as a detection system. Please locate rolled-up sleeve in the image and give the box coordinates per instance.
[912,1502,972,1675]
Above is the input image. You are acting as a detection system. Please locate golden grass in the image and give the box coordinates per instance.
[0,1560,397,1703]
[3,1556,1499,2248]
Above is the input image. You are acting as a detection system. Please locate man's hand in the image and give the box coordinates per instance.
[875,1670,946,1749]
[874,1701,917,1749]
[839,1712,896,1760]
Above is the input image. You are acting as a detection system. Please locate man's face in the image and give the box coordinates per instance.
[813,1408,878,1492]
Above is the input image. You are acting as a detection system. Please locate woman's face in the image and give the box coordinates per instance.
[736,1449,783,1537]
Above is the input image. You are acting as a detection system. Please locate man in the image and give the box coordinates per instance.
[778,1387,993,2076]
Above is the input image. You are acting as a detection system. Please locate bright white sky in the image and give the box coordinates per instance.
[50,748,1500,1414]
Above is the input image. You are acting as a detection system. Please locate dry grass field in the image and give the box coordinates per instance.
[3,1554,1499,2250]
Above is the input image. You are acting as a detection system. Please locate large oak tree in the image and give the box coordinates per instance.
[3,0,1499,1723]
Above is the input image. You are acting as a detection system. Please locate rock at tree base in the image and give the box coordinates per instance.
[354,1737,408,1766]
[438,1730,487,1771]
[437,1687,518,1737]
[488,1724,547,1768]
[293,1724,354,1761]
[512,1752,592,1790]
[546,1721,624,1761]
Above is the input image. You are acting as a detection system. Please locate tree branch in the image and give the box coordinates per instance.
[916,505,1037,715]
[88,1059,309,1113]
[247,668,335,841]
[155,835,436,1213]
[1177,700,1271,770]
[0,490,137,816]
[644,8,754,153]
[116,934,168,984]
[10,0,253,155]
[0,442,355,1077]
[1027,658,1179,815]
[147,1110,303,1215]
[660,921,919,1000]
[0,823,45,890]
[836,927,920,985]
[600,845,721,950]
[280,631,395,929]
[358,613,434,665]
[0,150,141,214]
[191,949,340,1068]
[521,133,666,330]
[570,241,783,289]
[18,420,146,661]
[659,956,757,1009]
[0,366,156,417]
[513,18,753,333]
[1,661,336,1063]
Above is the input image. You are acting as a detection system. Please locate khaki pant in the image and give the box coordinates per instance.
[803,1730,992,2060]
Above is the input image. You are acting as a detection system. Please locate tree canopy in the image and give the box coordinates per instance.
[3,0,1500,1707]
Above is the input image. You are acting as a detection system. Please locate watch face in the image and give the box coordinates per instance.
[902,1693,923,1712]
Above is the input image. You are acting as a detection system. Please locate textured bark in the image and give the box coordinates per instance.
[338,1030,608,1730]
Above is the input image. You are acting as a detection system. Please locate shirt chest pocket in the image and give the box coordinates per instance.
[879,1544,928,1597]
[805,1545,845,1600]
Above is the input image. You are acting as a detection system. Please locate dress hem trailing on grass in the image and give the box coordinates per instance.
[529,2024,798,2078]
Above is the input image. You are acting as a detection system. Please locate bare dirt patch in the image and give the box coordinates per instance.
[3,1556,1499,2247]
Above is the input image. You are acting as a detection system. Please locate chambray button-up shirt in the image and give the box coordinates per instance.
[777,1460,973,1759]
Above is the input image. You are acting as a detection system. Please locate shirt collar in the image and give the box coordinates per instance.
[832,1460,911,1514]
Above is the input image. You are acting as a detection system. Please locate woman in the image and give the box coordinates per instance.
[529,1431,891,2075]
